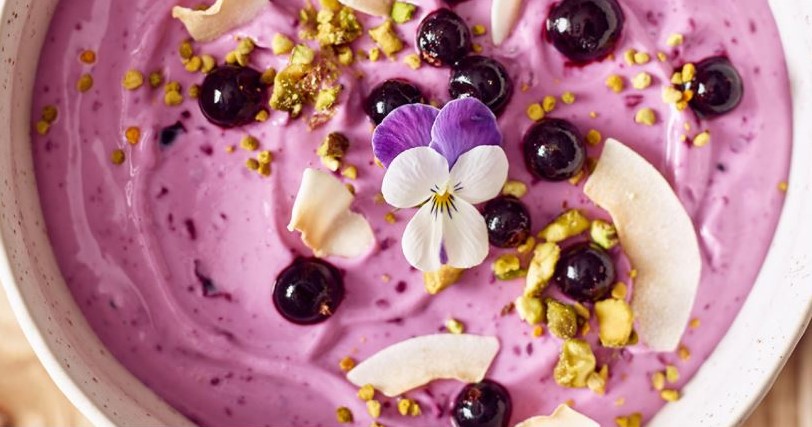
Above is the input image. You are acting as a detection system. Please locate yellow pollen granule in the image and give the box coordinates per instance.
[586,129,602,146]
[667,33,685,47]
[76,74,94,92]
[339,356,356,372]
[542,95,557,112]
[605,74,625,93]
[111,149,126,165]
[79,49,96,64]
[336,407,353,423]
[693,131,711,147]
[632,72,652,90]
[526,103,545,121]
[122,69,144,90]
[245,158,260,171]
[240,135,260,151]
[125,127,141,145]
[561,91,576,104]
[634,108,657,126]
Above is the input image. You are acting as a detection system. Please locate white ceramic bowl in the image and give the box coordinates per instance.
[1,1,811,426]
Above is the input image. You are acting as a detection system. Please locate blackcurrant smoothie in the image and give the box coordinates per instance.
[30,0,791,425]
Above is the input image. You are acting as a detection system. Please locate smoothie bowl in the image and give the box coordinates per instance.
[1,0,812,426]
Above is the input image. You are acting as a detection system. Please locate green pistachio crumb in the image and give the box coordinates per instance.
[315,85,342,111]
[423,265,464,295]
[76,74,94,92]
[148,71,164,88]
[492,254,525,281]
[595,298,634,348]
[590,219,619,249]
[122,70,144,90]
[539,209,591,242]
[391,2,417,24]
[336,407,353,423]
[200,54,216,74]
[240,135,260,151]
[111,149,126,165]
[290,44,316,65]
[554,339,597,388]
[445,318,465,334]
[179,40,194,60]
[546,299,579,339]
[369,20,403,58]
[524,242,561,296]
[515,295,545,325]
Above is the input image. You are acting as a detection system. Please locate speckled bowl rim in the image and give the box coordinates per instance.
[1,1,811,426]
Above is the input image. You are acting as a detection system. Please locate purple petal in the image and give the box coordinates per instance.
[429,98,502,167]
[372,104,440,168]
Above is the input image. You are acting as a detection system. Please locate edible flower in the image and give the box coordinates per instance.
[372,98,509,272]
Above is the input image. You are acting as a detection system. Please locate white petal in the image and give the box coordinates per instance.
[402,203,444,272]
[382,147,450,209]
[448,146,509,205]
[443,199,489,269]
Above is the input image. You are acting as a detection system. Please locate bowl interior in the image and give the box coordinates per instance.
[1,1,811,426]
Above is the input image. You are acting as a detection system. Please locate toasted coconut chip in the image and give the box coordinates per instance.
[515,404,600,427]
[172,0,268,42]
[584,139,701,352]
[491,0,523,45]
[288,168,375,259]
[338,0,392,17]
[347,334,499,397]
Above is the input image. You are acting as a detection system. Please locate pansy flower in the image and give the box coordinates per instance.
[372,98,509,272]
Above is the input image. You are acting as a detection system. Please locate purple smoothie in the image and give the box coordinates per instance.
[30,0,791,425]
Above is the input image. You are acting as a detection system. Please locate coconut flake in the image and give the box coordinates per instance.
[288,168,375,259]
[515,405,600,427]
[338,0,392,17]
[491,0,523,45]
[172,0,268,42]
[347,334,499,397]
[584,139,701,352]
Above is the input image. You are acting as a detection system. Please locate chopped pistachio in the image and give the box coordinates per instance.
[384,212,397,224]
[546,299,579,339]
[391,1,417,23]
[515,295,545,325]
[605,74,625,93]
[125,127,141,145]
[270,63,311,116]
[533,325,545,337]
[423,265,464,295]
[334,46,353,66]
[681,63,697,82]
[595,298,634,348]
[257,150,273,164]
[445,318,465,334]
[524,242,560,296]
[342,165,358,180]
[315,85,342,111]
[404,53,422,69]
[689,318,701,329]
[188,84,200,99]
[336,407,354,423]
[358,384,376,401]
[339,356,356,372]
[472,43,483,54]
[572,302,591,320]
[316,7,363,46]
[409,401,422,417]
[272,34,295,55]
[678,345,691,361]
[587,365,608,395]
[369,20,404,57]
[623,49,637,65]
[561,91,576,104]
[657,51,668,62]
[590,219,619,249]
[616,413,643,427]
[779,181,789,192]
[586,129,602,146]
[397,398,413,416]
[111,149,126,165]
[492,254,525,280]
[79,49,96,64]
[368,47,381,62]
[502,180,528,198]
[660,389,680,402]
[317,132,350,171]
[539,209,590,242]
[320,0,342,10]
[611,282,628,300]
[662,85,684,103]
[290,44,316,65]
[366,400,382,418]
[148,71,164,88]
[634,108,657,126]
[665,365,680,383]
[632,72,652,90]
[542,95,557,112]
[667,33,684,47]
[164,81,181,94]
[693,131,711,147]
[236,38,255,56]
[76,74,94,92]
[122,70,144,90]
[526,103,545,121]
[41,105,58,123]
[554,339,597,388]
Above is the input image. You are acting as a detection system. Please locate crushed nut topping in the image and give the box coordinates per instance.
[539,209,590,243]
[634,108,657,126]
[76,74,94,92]
[369,20,404,58]
[493,254,525,280]
[423,265,464,295]
[445,318,465,334]
[546,299,579,339]
[122,69,144,90]
[336,407,354,423]
[605,74,625,93]
[595,298,634,348]
[515,295,544,325]
[590,219,619,249]
[554,339,597,388]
